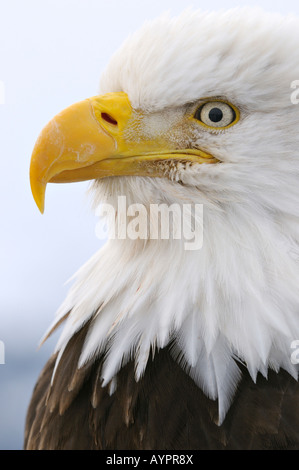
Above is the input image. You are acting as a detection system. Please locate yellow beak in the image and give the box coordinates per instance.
[30,92,216,213]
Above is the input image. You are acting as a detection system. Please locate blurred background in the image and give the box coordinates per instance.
[1,0,299,450]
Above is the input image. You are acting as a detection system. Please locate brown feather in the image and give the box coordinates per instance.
[24,323,299,450]
[39,311,70,347]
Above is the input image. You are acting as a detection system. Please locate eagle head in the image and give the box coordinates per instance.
[30,8,299,424]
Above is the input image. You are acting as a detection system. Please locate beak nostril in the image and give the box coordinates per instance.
[101,112,118,126]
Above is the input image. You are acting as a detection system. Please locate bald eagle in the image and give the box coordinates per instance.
[25,8,299,450]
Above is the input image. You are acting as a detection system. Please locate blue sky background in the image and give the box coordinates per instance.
[1,0,299,450]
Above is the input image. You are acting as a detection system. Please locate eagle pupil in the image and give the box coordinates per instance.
[209,107,223,122]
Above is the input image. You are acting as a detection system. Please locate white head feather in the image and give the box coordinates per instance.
[47,8,299,424]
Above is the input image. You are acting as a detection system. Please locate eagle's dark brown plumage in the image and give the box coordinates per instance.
[24,322,299,450]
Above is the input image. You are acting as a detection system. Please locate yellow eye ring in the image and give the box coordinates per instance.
[192,99,240,130]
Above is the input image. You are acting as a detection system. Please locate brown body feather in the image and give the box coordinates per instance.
[24,323,299,450]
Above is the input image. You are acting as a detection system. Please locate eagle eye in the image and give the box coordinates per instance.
[194,101,238,129]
